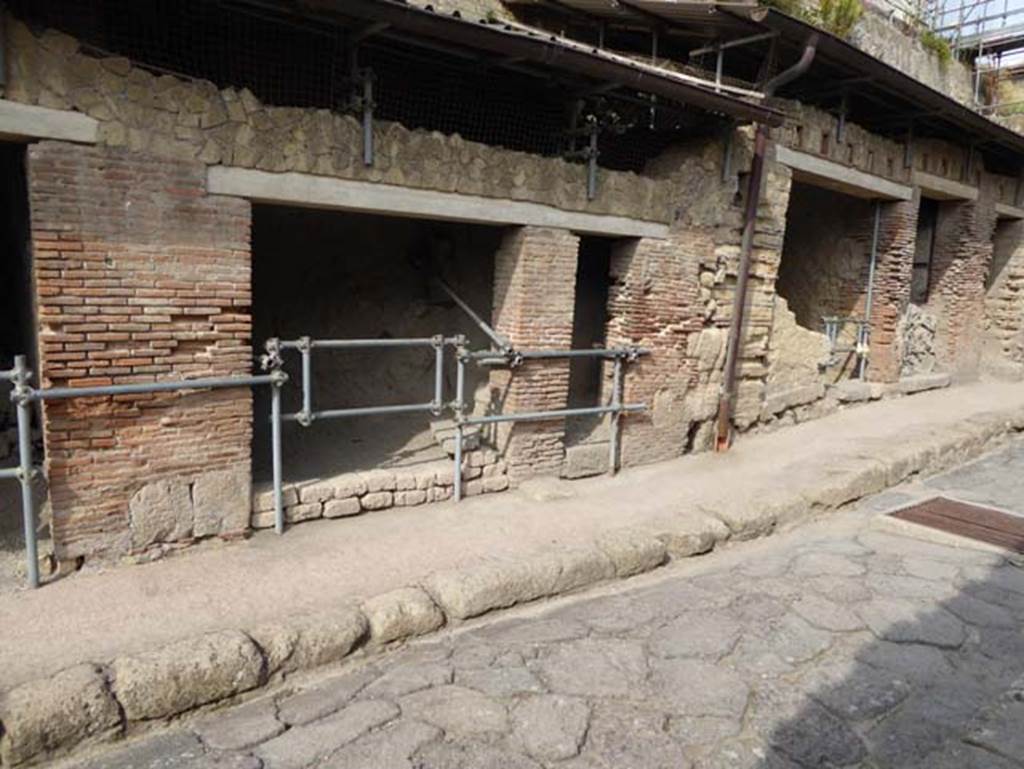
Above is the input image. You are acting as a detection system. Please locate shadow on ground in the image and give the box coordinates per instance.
[742,554,1024,768]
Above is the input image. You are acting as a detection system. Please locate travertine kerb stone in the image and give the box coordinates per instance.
[700,487,802,541]
[423,546,615,620]
[651,510,731,556]
[248,606,368,677]
[111,630,263,721]
[594,527,668,577]
[796,459,889,516]
[0,664,122,766]
[362,587,445,645]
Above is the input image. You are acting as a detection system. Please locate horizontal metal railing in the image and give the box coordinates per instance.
[451,343,648,502]
[273,335,459,426]
[2,354,288,589]
[4,332,649,589]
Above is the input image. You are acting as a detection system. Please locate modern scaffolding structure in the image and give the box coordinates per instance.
[874,0,1024,111]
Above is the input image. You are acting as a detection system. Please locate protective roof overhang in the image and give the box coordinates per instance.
[508,0,1024,171]
[289,0,784,125]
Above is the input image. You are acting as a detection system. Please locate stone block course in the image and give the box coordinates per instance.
[252,451,509,530]
[5,18,672,225]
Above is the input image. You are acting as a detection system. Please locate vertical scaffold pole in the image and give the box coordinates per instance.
[299,336,312,426]
[454,342,466,503]
[432,335,444,413]
[13,355,38,588]
[271,371,285,535]
[859,200,882,380]
[608,356,623,475]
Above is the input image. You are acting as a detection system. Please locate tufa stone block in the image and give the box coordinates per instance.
[362,587,445,645]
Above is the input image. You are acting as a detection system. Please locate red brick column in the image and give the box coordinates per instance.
[605,234,703,465]
[488,227,578,481]
[927,194,997,377]
[27,142,252,560]
[865,193,920,382]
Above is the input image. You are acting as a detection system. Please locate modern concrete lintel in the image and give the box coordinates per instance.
[995,202,1024,220]
[207,167,671,239]
[912,170,979,201]
[775,145,914,201]
[0,100,99,144]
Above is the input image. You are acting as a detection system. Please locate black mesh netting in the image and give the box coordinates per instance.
[8,0,705,171]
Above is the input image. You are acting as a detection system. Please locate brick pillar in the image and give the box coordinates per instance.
[28,142,252,560]
[605,234,703,465]
[488,226,578,481]
[864,192,920,382]
[926,194,997,378]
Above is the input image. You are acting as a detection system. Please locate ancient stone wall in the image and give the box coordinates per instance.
[853,9,975,109]
[918,190,998,378]
[636,132,797,439]
[487,227,579,482]
[899,302,939,376]
[867,194,921,382]
[776,102,912,184]
[3,17,672,225]
[27,141,252,560]
[776,103,976,192]
[984,218,1024,376]
[605,233,705,465]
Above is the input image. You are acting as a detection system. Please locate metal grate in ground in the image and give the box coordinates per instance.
[888,496,1024,553]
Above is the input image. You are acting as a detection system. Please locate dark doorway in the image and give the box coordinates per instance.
[0,143,37,568]
[912,197,939,304]
[568,236,613,409]
[250,204,503,484]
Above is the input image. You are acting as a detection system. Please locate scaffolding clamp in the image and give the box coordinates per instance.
[260,338,284,373]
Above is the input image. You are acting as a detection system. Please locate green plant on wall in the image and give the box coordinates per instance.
[816,0,864,38]
[758,0,864,39]
[919,28,952,65]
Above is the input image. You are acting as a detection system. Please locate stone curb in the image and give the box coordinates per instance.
[2,406,1022,766]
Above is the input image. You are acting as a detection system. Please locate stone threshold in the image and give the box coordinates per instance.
[3,389,1024,765]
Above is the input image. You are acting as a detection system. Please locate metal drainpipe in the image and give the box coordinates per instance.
[715,34,818,452]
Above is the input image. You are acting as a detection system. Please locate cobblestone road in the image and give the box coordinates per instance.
[61,441,1024,769]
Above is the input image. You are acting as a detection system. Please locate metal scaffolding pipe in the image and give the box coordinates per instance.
[608,356,623,475]
[454,349,467,503]
[858,200,882,380]
[300,338,313,424]
[271,377,284,535]
[284,401,437,422]
[281,337,443,350]
[0,467,18,480]
[28,374,277,402]
[716,33,818,453]
[13,356,38,589]
[462,403,645,426]
[470,347,648,363]
[435,279,511,352]
[433,337,444,413]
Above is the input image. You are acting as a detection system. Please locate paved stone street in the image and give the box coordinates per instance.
[58,439,1024,769]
